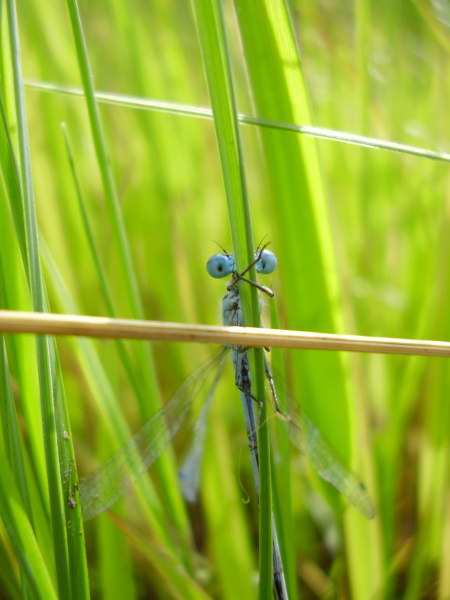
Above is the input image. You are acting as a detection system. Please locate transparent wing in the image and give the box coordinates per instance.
[265,358,375,520]
[178,357,225,502]
[282,406,375,519]
[79,347,228,521]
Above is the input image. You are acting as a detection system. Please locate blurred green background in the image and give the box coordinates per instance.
[1,0,450,598]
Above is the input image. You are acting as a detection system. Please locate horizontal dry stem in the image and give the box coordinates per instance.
[0,310,449,357]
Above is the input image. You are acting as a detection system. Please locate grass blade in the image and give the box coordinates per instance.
[4,1,90,598]
[191,0,273,597]
[64,0,193,575]
[234,0,382,596]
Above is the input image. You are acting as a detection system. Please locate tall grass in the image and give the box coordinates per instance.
[1,0,449,598]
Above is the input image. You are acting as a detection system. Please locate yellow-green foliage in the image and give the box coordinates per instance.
[0,0,449,598]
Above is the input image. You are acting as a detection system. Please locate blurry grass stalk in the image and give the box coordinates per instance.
[23,79,450,164]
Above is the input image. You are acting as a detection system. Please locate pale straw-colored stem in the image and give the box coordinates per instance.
[0,309,449,357]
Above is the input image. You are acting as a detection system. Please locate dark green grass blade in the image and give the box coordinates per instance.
[4,1,89,597]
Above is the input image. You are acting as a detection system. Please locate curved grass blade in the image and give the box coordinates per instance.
[80,347,228,521]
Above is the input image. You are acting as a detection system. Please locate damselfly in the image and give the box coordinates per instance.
[77,245,375,599]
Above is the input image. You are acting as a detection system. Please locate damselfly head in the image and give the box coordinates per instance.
[207,246,277,280]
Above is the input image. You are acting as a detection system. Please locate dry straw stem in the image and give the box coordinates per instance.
[1,310,450,357]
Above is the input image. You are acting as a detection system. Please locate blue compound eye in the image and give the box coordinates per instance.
[206,253,235,279]
[255,249,277,274]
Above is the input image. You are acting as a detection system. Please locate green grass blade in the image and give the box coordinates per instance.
[24,80,450,163]
[191,1,272,597]
[235,0,382,597]
[40,240,189,546]
[64,0,142,320]
[0,337,35,600]
[0,450,58,600]
[0,97,27,270]
[202,396,256,599]
[269,304,296,598]
[63,0,192,568]
[4,1,89,597]
[61,123,149,415]
[0,335,32,519]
